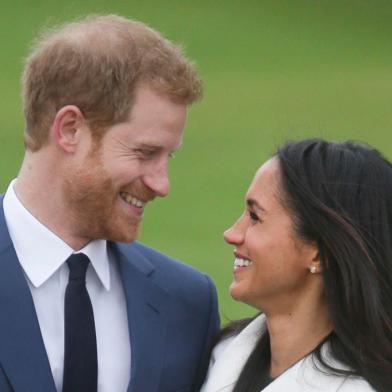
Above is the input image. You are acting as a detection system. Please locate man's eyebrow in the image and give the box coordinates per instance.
[136,142,183,152]
[247,198,266,212]
[137,143,162,150]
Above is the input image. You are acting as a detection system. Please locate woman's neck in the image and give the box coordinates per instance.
[265,296,332,378]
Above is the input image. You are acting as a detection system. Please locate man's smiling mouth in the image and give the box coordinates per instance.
[119,192,146,208]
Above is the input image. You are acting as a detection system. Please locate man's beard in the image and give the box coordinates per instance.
[63,157,142,243]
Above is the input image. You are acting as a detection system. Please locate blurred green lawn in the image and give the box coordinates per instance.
[1,0,392,322]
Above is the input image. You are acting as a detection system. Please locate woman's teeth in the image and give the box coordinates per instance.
[234,258,253,267]
[120,192,145,208]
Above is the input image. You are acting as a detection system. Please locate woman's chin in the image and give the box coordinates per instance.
[229,281,248,303]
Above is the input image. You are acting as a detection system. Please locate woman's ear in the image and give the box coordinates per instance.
[51,105,86,153]
[308,248,322,274]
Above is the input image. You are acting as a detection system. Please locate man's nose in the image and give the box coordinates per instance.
[142,162,170,197]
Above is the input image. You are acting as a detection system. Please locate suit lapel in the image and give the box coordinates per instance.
[113,243,169,392]
[0,199,56,391]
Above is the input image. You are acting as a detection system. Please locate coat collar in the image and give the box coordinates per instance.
[201,314,353,392]
[201,314,266,391]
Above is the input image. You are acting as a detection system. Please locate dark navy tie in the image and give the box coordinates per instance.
[62,253,98,392]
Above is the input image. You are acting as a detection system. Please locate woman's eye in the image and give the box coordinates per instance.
[249,211,259,221]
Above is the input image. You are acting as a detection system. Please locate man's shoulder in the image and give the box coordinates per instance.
[113,241,216,296]
[116,240,203,274]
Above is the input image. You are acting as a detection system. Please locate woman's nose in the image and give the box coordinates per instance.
[223,218,245,245]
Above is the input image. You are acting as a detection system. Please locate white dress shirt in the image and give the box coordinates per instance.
[3,180,131,392]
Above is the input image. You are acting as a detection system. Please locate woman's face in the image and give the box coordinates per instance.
[224,158,318,312]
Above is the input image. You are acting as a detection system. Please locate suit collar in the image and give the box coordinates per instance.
[114,241,155,276]
[0,196,56,391]
[111,242,169,392]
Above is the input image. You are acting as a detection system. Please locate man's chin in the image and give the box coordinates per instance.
[107,225,140,243]
[82,219,141,243]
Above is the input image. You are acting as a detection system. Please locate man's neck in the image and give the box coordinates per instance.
[15,153,90,251]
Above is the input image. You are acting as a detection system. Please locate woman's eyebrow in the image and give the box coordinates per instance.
[247,198,266,212]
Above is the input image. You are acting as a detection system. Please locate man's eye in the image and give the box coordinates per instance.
[138,149,155,158]
[249,211,259,221]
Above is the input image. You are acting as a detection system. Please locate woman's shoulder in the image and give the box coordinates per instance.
[336,377,376,392]
[268,354,376,392]
[291,346,377,392]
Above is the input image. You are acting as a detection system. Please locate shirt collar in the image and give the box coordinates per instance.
[3,179,111,290]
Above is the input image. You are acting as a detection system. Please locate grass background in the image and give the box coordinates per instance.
[1,0,392,323]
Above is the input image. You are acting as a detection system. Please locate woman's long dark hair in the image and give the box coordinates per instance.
[225,139,392,392]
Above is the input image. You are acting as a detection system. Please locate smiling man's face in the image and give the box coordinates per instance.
[63,86,187,243]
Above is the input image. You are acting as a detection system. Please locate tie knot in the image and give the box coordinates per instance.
[67,253,90,281]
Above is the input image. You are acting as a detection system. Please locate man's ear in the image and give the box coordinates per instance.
[51,105,86,153]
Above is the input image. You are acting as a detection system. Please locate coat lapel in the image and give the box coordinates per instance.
[113,243,169,392]
[201,314,266,392]
[0,198,56,391]
[202,312,349,392]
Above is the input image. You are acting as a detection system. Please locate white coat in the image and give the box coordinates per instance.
[201,314,375,392]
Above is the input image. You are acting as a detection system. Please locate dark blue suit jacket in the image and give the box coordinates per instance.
[0,196,220,391]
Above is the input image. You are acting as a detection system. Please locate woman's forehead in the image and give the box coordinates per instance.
[246,158,282,206]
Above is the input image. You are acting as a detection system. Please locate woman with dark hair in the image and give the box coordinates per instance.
[201,139,392,392]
